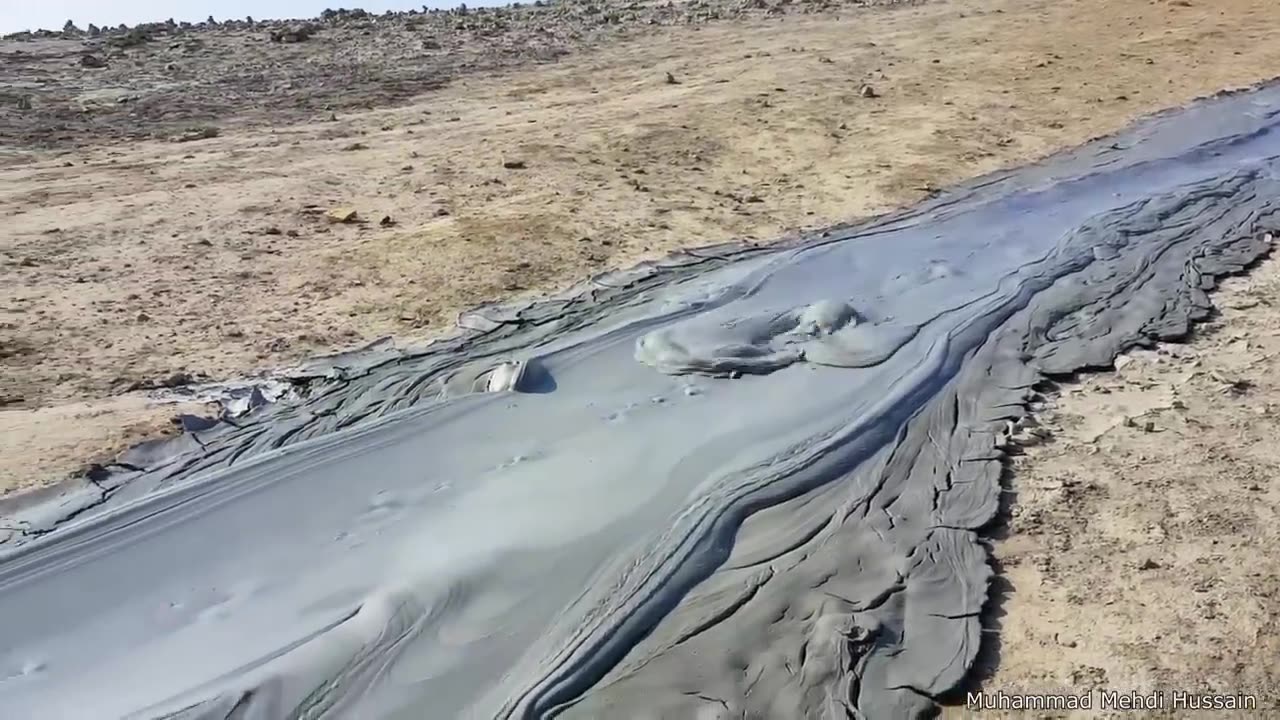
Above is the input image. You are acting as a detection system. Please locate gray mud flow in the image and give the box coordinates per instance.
[4,84,1280,719]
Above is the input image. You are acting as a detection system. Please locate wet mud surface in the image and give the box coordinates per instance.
[2,82,1279,718]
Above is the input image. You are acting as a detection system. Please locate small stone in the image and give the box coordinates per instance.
[269,23,316,43]
[326,208,359,224]
[1138,558,1160,570]
[502,159,527,170]
[160,372,194,388]
[665,71,680,85]
[379,215,396,227]
[859,83,878,98]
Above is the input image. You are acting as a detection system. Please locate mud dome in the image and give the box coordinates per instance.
[2,84,1280,719]
[635,299,920,376]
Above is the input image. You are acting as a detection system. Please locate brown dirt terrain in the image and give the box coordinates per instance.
[3,1,906,149]
[3,0,1280,712]
[944,255,1280,717]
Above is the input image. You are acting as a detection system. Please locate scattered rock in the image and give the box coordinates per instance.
[859,83,879,98]
[79,54,107,69]
[269,23,317,43]
[1223,296,1261,310]
[1138,558,1161,571]
[341,142,369,151]
[108,28,152,48]
[502,159,527,169]
[159,372,195,388]
[1209,370,1252,396]
[665,71,681,85]
[175,127,220,143]
[326,207,359,223]
[379,215,396,227]
[1069,665,1108,688]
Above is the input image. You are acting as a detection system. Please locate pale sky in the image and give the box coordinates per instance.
[2,1,472,34]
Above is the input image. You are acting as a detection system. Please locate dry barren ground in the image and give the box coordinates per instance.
[943,256,1280,717]
[4,0,1280,712]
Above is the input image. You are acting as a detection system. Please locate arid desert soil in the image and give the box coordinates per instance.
[0,0,910,149]
[4,0,1280,711]
[943,255,1280,717]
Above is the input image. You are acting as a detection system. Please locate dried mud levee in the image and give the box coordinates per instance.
[2,82,1280,718]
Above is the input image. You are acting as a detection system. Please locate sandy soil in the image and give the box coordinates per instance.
[942,255,1280,717]
[4,0,1280,709]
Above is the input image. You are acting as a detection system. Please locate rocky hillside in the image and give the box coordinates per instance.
[1,0,916,149]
